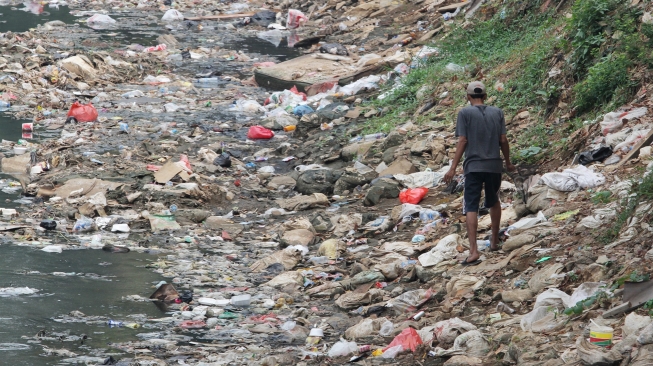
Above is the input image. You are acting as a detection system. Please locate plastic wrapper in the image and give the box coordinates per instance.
[384,327,422,353]
[286,9,308,29]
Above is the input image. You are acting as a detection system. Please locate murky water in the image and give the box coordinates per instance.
[0,245,164,365]
[0,3,77,32]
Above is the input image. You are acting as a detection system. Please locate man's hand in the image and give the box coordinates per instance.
[444,168,456,184]
[506,163,516,172]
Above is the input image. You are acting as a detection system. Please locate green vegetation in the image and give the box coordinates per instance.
[364,0,653,165]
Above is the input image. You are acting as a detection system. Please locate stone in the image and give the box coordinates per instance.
[518,111,530,119]
[444,355,483,366]
[381,130,405,149]
[295,169,340,195]
[378,157,417,176]
[341,141,374,162]
[310,214,332,232]
[363,186,384,206]
[382,146,399,164]
[500,289,534,302]
[268,176,296,190]
[333,170,373,195]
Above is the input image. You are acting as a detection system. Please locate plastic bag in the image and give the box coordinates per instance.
[579,146,613,165]
[213,153,232,167]
[293,104,314,117]
[86,14,116,24]
[247,126,274,139]
[73,216,94,233]
[286,9,308,29]
[67,101,98,122]
[382,345,403,358]
[384,327,422,353]
[399,187,428,204]
[328,338,358,357]
[379,320,394,337]
[161,9,184,21]
[417,234,461,267]
[600,107,647,136]
[433,318,477,344]
[387,289,432,315]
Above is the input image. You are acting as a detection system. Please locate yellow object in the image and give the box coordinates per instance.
[553,209,580,221]
[124,323,140,329]
[372,349,383,356]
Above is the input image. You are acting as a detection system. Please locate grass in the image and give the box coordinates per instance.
[362,0,564,160]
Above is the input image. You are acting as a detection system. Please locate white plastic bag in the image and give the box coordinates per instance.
[86,14,116,24]
[161,9,184,21]
[418,234,460,267]
[539,165,605,192]
[328,339,358,357]
[600,107,647,136]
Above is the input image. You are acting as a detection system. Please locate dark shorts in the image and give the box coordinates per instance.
[463,172,501,214]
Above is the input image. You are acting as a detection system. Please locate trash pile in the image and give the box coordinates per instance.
[2,0,653,365]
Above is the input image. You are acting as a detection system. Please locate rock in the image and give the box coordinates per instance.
[444,355,483,366]
[341,141,375,162]
[381,131,406,149]
[415,265,444,282]
[518,111,530,119]
[382,146,400,164]
[624,313,652,337]
[501,289,534,302]
[310,214,332,232]
[333,170,374,195]
[502,234,536,251]
[295,169,340,195]
[379,157,417,176]
[363,186,384,206]
[268,176,296,190]
[372,178,401,198]
[280,229,315,246]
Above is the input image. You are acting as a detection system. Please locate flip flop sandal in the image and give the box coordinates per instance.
[460,257,481,266]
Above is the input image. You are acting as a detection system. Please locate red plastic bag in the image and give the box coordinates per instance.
[289,86,307,101]
[399,187,428,204]
[67,101,98,122]
[179,154,192,173]
[383,327,423,352]
[247,126,274,139]
[286,9,308,29]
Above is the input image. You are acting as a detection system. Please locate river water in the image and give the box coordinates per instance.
[0,3,307,364]
[0,5,167,365]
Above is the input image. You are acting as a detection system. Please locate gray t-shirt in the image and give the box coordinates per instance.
[455,105,507,175]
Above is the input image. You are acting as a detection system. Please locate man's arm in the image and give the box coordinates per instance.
[444,136,467,184]
[500,134,515,172]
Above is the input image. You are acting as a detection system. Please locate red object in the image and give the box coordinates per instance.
[222,230,232,241]
[179,320,206,329]
[247,126,274,139]
[384,327,423,352]
[67,101,98,122]
[289,86,307,101]
[399,187,429,204]
[234,180,241,187]
[22,123,33,131]
[179,154,192,173]
[147,164,162,172]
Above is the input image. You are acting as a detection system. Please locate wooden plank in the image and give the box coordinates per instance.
[184,12,255,21]
[436,1,470,12]
[609,129,653,170]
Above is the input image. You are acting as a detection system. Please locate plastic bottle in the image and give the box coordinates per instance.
[169,204,178,213]
[478,240,491,251]
[363,133,386,141]
[193,77,219,86]
[419,210,440,222]
[0,101,10,110]
[309,256,329,265]
[230,294,251,306]
[107,320,123,327]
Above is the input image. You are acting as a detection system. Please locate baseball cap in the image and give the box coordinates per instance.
[466,81,486,95]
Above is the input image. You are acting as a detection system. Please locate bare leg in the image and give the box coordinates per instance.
[490,200,501,250]
[464,211,479,262]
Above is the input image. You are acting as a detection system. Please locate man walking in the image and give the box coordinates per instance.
[443,81,515,265]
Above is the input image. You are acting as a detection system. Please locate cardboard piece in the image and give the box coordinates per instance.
[153,162,184,184]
